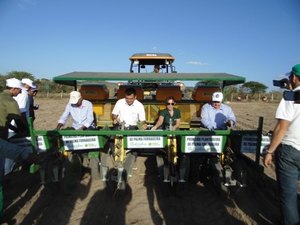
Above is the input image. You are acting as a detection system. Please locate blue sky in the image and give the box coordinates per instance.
[0,0,300,89]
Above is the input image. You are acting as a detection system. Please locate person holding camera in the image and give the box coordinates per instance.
[28,87,39,121]
[264,64,300,225]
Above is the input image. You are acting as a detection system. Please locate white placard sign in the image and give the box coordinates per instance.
[37,136,47,152]
[62,136,100,150]
[241,135,271,153]
[184,136,223,153]
[127,136,164,148]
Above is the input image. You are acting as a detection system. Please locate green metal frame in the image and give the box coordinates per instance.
[31,128,232,152]
[52,72,245,87]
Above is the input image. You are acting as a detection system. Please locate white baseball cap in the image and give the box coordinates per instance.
[21,78,36,88]
[6,78,22,89]
[69,91,82,104]
[212,92,223,102]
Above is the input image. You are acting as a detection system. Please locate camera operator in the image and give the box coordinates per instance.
[263,64,300,225]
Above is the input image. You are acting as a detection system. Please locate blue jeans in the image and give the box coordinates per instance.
[4,158,15,175]
[0,158,4,216]
[275,144,300,225]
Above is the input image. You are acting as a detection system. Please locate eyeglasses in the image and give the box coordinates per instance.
[167,103,175,105]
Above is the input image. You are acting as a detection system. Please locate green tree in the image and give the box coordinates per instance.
[195,80,221,87]
[223,85,239,101]
[224,85,238,95]
[0,71,36,92]
[241,81,267,95]
[6,71,35,81]
[0,75,6,92]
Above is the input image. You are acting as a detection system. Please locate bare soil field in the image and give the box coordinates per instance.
[1,99,283,225]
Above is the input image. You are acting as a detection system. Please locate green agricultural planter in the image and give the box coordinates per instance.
[23,53,270,195]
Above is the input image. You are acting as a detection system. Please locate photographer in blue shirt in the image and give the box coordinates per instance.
[200,92,236,130]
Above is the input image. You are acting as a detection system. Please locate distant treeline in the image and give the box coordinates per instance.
[1,71,284,102]
[0,71,117,96]
[0,71,72,93]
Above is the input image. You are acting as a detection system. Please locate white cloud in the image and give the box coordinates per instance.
[186,61,208,66]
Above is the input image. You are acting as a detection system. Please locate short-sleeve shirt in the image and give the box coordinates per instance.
[13,87,29,119]
[0,91,21,139]
[112,98,146,127]
[159,108,181,130]
[276,86,300,150]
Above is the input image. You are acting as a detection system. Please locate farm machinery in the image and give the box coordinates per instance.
[26,53,269,194]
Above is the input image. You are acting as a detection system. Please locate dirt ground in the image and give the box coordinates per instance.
[1,98,283,225]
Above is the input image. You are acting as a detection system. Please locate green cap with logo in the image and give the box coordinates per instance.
[292,64,300,76]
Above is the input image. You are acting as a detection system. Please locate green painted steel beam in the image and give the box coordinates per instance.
[53,72,245,86]
[32,129,235,136]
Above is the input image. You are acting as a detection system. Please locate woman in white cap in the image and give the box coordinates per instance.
[200,91,236,130]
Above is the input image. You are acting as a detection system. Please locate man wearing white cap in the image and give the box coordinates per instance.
[0,78,26,139]
[56,91,95,130]
[13,78,36,121]
[0,78,28,216]
[6,78,36,174]
[200,91,236,130]
[21,78,36,90]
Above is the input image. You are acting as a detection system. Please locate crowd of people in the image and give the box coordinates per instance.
[0,77,39,216]
[0,74,239,216]
[1,63,300,224]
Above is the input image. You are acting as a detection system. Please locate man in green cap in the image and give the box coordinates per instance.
[264,64,300,225]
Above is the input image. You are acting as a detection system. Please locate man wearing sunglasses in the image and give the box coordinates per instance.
[200,92,236,130]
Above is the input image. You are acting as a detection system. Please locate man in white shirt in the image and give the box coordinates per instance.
[13,78,36,120]
[6,78,36,175]
[56,91,95,130]
[264,64,300,225]
[112,87,147,130]
[101,88,147,189]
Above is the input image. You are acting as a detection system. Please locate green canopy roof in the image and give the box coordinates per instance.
[53,71,245,86]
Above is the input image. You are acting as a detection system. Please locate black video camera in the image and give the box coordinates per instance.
[273,78,290,89]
